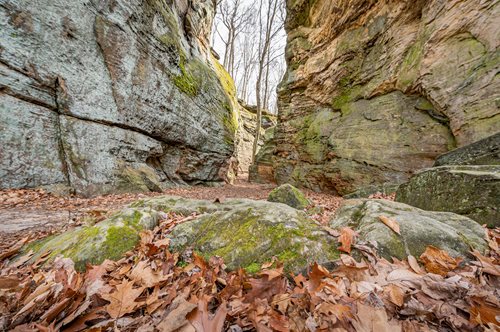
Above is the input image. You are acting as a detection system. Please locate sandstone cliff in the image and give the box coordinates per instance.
[274,0,500,194]
[0,0,240,196]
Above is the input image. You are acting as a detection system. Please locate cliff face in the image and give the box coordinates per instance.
[275,0,500,194]
[0,0,239,196]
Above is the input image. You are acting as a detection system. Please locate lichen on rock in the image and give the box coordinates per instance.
[268,184,310,209]
[330,199,487,261]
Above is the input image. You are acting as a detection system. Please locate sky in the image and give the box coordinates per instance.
[210,0,287,113]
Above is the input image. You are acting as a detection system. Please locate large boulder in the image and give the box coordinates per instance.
[0,0,239,196]
[267,184,310,209]
[396,165,500,227]
[274,0,500,195]
[24,208,160,271]
[330,199,487,261]
[133,196,339,273]
[434,132,500,166]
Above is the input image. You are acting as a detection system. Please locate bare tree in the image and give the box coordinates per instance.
[215,0,253,77]
[252,0,285,162]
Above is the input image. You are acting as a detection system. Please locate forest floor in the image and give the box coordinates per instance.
[0,181,345,254]
[1,183,498,331]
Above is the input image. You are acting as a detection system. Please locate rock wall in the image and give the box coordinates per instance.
[275,0,500,194]
[0,0,240,196]
[235,106,276,178]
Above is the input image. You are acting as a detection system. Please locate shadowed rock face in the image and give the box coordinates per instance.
[0,0,239,196]
[274,0,500,195]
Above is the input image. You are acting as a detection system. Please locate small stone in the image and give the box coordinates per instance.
[267,184,310,209]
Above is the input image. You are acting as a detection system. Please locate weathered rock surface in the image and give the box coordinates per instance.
[268,184,310,209]
[396,165,500,227]
[249,127,277,183]
[330,199,487,261]
[274,0,500,194]
[25,208,160,271]
[132,196,339,273]
[434,132,500,166]
[0,0,240,196]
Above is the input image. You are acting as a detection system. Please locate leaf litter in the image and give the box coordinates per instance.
[1,194,499,331]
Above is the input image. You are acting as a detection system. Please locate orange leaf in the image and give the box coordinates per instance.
[378,216,400,235]
[419,246,462,276]
[470,297,500,326]
[338,227,356,253]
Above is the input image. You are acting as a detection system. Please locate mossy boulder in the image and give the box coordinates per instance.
[24,208,160,271]
[396,165,500,227]
[267,184,310,209]
[134,196,339,273]
[330,199,487,261]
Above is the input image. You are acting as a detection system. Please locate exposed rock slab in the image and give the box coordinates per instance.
[434,132,500,166]
[132,196,339,273]
[396,165,500,227]
[275,0,500,194]
[0,0,239,195]
[330,199,487,261]
[249,128,277,183]
[24,208,160,271]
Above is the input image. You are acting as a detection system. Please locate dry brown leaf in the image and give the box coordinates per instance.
[420,246,462,276]
[338,227,356,254]
[0,236,30,260]
[385,284,404,306]
[156,296,197,332]
[0,275,21,289]
[407,255,425,275]
[129,260,171,288]
[100,280,144,319]
[378,216,400,235]
[187,296,227,332]
[470,250,500,276]
[353,303,402,332]
[470,297,500,326]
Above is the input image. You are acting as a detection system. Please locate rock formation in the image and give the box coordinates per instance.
[396,133,500,227]
[274,0,500,195]
[0,0,241,196]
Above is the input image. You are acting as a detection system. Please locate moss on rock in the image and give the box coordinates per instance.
[22,208,160,271]
[268,184,310,209]
[163,197,339,273]
[330,199,487,261]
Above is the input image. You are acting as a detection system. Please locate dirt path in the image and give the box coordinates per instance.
[0,181,344,252]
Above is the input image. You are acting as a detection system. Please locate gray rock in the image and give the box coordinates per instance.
[134,196,339,273]
[0,0,239,195]
[396,165,500,228]
[330,199,487,260]
[24,208,160,271]
[268,184,310,209]
[434,132,500,166]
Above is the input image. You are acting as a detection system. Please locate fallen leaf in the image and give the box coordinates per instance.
[470,296,500,326]
[338,227,356,254]
[0,276,21,289]
[378,216,400,235]
[353,302,402,332]
[156,296,197,332]
[100,280,144,319]
[407,255,425,275]
[385,284,404,306]
[420,246,462,276]
[187,296,227,332]
[470,250,500,276]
